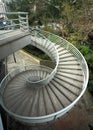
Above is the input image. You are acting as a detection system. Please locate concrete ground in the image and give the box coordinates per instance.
[6,50,93,130]
[7,50,40,72]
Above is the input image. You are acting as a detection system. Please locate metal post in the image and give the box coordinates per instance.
[26,14,29,31]
[18,14,22,30]
[5,57,7,75]
[13,52,16,63]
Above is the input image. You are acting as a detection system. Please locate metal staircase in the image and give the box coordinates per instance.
[0,12,89,124]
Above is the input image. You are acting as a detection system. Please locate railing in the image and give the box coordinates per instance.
[0,25,89,123]
[30,29,59,87]
[37,29,89,91]
[0,65,54,123]
[0,12,29,35]
[0,65,53,94]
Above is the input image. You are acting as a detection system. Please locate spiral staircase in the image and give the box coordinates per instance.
[0,12,89,125]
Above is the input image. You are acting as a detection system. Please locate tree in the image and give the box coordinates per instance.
[7,0,30,12]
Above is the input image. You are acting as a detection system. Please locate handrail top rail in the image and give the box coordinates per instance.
[0,12,28,15]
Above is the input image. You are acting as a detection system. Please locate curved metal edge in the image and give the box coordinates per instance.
[0,80,89,124]
[37,29,89,90]
[0,64,54,89]
[0,29,89,124]
[30,30,59,86]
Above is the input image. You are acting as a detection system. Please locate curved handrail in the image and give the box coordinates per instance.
[29,29,59,87]
[37,29,89,90]
[0,12,28,15]
[0,29,89,123]
[0,64,53,93]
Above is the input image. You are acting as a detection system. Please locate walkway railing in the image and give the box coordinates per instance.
[30,29,59,87]
[0,12,29,35]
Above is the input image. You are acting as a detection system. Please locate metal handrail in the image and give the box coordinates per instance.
[0,22,89,123]
[0,12,29,35]
[38,29,89,89]
[31,29,89,92]
[0,65,53,93]
[30,29,59,87]
[0,12,28,15]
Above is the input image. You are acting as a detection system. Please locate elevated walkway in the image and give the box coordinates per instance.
[0,12,30,60]
[0,29,31,60]
[0,12,89,124]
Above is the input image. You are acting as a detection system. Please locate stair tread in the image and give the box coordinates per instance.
[57,69,83,76]
[3,64,84,118]
[57,71,84,82]
[54,74,83,89]
[59,60,79,65]
[3,40,84,117]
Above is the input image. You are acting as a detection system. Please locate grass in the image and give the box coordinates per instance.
[23,45,51,60]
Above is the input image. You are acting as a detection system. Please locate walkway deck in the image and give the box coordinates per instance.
[0,29,31,60]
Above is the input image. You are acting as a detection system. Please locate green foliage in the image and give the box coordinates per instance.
[7,0,47,25]
[7,0,30,12]
[80,46,89,55]
[23,45,51,60]
[42,26,54,33]
[88,80,93,93]
[78,45,93,94]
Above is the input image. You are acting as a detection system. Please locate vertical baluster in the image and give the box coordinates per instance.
[18,15,22,30]
[26,14,29,31]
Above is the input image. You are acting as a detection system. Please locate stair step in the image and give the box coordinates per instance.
[57,71,84,82]
[52,79,77,101]
[47,84,63,111]
[55,44,62,49]
[29,88,40,116]
[42,86,55,115]
[58,64,82,70]
[37,88,46,116]
[56,47,65,52]
[57,69,83,76]
[50,80,72,106]
[59,53,73,58]
[54,75,82,89]
[44,40,51,49]
[53,78,80,95]
[22,89,37,116]
[59,60,79,65]
[59,57,77,62]
[58,50,70,55]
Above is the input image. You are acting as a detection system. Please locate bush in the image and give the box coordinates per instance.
[23,45,51,60]
[88,80,93,95]
[80,46,89,55]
